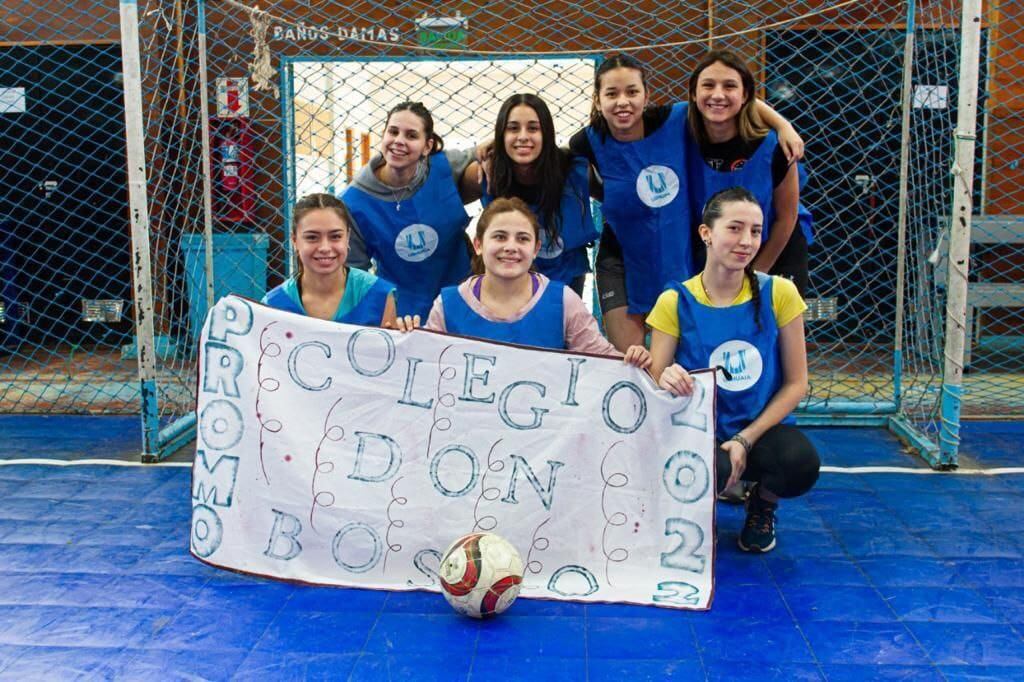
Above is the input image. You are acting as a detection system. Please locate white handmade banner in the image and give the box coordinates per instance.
[190,295,718,609]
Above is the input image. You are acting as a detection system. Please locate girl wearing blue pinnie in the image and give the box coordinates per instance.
[342,101,481,320]
[686,50,814,295]
[397,197,650,368]
[569,54,804,351]
[647,187,820,553]
[478,93,598,297]
[263,193,397,326]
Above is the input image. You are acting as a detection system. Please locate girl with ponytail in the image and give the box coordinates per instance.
[342,101,482,320]
[647,187,820,554]
[262,193,396,326]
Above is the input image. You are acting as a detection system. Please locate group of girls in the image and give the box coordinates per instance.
[263,49,819,554]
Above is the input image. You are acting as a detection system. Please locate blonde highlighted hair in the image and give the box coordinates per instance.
[687,49,769,147]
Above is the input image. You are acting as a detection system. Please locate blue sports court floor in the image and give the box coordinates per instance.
[0,415,1022,680]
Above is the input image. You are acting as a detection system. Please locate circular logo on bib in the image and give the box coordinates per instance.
[709,340,763,392]
[394,224,439,263]
[635,165,679,208]
[537,233,564,260]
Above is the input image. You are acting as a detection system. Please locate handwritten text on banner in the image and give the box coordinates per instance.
[190,295,717,609]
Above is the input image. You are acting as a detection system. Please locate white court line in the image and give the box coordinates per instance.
[0,458,191,468]
[0,460,1021,475]
[820,465,1024,475]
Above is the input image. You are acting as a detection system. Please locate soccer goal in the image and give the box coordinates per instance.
[2,0,1016,466]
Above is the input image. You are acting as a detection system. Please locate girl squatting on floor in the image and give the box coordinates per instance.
[648,187,820,552]
[397,197,650,371]
[263,193,397,326]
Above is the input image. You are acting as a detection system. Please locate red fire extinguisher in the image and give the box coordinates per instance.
[212,116,255,224]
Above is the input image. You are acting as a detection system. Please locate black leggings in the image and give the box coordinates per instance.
[769,229,810,298]
[568,273,586,299]
[716,423,820,499]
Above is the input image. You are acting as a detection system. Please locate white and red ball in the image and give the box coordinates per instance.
[439,532,524,618]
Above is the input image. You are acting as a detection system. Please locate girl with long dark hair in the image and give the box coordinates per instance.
[480,93,598,296]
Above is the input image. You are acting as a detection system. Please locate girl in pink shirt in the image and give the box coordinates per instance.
[398,198,650,368]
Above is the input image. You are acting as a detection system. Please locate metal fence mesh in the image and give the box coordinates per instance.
[1,12,140,413]
[965,0,1024,415]
[1,0,1019,463]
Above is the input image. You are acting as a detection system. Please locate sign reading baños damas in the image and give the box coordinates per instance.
[191,296,717,609]
[268,12,468,47]
[271,22,400,43]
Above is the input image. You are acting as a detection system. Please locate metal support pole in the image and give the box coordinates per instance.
[938,0,984,468]
[979,7,994,213]
[198,0,216,311]
[119,0,160,461]
[326,64,337,195]
[281,61,296,278]
[893,0,917,412]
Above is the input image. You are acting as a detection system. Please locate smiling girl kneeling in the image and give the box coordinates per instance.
[648,187,820,553]
[398,197,648,368]
[263,193,397,326]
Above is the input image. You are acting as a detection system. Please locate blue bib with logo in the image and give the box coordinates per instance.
[342,152,470,318]
[586,102,694,312]
[673,273,794,439]
[263,273,394,326]
[688,129,814,246]
[440,280,565,350]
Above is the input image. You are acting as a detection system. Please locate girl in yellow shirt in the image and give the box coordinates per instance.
[647,187,820,553]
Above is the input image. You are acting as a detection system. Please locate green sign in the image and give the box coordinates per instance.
[414,13,467,49]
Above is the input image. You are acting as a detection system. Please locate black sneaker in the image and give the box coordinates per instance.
[738,484,778,553]
[718,481,751,505]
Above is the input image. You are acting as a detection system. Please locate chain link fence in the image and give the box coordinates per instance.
[1,6,163,418]
[966,0,1024,413]
[1,0,1017,464]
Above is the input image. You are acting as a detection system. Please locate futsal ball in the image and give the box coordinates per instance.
[439,532,524,618]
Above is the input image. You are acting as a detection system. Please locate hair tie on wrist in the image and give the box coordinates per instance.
[728,434,751,454]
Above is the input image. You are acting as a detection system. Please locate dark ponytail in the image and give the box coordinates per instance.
[745,266,763,332]
[385,101,444,152]
[701,186,764,332]
[589,54,649,140]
